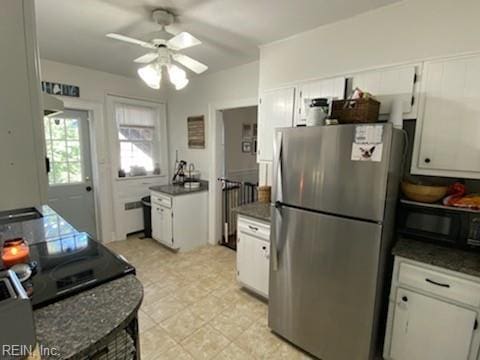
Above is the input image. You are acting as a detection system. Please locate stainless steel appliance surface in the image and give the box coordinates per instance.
[398,199,480,250]
[269,124,404,360]
[0,270,36,358]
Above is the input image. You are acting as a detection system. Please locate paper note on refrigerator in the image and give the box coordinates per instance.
[354,125,383,144]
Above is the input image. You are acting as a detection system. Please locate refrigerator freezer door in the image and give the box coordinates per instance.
[269,205,382,360]
[275,124,394,222]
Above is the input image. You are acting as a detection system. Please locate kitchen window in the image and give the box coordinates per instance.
[111,98,167,178]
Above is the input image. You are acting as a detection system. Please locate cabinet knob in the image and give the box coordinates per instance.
[402,296,408,302]
[424,158,431,164]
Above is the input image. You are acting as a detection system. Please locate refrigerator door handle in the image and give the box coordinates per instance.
[271,203,281,271]
[273,131,283,203]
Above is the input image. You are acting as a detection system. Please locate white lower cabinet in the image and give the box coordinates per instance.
[151,190,208,251]
[236,215,270,298]
[390,288,476,360]
[384,257,480,360]
[152,204,173,247]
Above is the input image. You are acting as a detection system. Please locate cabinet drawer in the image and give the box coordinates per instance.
[151,192,172,208]
[238,216,270,240]
[398,262,480,307]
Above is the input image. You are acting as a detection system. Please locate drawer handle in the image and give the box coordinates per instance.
[426,278,450,288]
[248,225,259,231]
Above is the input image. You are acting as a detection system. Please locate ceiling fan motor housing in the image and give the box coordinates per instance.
[152,9,175,27]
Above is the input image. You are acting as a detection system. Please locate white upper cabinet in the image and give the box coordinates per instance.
[0,0,46,210]
[352,65,418,119]
[257,87,295,162]
[412,55,480,179]
[295,77,345,126]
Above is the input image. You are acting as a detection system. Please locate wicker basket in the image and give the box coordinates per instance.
[331,98,381,124]
[258,186,271,204]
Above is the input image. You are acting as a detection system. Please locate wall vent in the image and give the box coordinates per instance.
[124,201,142,210]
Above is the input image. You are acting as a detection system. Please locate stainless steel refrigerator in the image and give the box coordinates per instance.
[268,123,404,360]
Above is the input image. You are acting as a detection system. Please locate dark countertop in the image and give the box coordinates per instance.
[234,202,271,223]
[34,275,143,359]
[393,238,480,278]
[150,180,209,196]
[0,205,79,247]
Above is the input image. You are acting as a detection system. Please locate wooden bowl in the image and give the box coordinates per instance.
[401,181,448,203]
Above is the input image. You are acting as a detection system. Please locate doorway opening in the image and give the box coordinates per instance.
[44,109,97,239]
[219,106,259,250]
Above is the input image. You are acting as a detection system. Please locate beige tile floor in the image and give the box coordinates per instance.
[107,236,312,360]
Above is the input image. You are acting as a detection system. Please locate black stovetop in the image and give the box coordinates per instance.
[24,233,134,308]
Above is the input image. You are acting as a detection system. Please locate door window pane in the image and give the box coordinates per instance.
[65,119,80,140]
[44,117,84,185]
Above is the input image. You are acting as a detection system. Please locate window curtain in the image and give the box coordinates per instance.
[115,103,156,127]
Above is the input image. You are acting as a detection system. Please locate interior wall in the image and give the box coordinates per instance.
[223,106,258,183]
[39,59,167,241]
[166,61,259,179]
[259,0,480,91]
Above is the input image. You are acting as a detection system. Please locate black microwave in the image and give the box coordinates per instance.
[397,200,480,250]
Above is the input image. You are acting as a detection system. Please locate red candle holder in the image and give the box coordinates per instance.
[1,238,30,268]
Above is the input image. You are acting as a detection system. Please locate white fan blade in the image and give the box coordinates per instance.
[106,33,155,49]
[134,53,159,63]
[167,32,201,50]
[172,53,208,74]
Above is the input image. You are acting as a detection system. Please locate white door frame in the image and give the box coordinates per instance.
[207,97,258,245]
[61,98,107,242]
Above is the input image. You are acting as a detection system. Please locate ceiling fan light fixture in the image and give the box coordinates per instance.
[168,64,189,90]
[174,77,189,91]
[138,63,162,89]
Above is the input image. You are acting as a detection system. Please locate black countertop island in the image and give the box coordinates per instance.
[34,275,143,360]
[0,206,143,359]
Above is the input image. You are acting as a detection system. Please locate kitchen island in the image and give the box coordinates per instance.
[33,274,143,360]
[0,206,143,359]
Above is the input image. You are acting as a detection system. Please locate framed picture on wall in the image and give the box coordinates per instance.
[242,123,252,139]
[187,115,205,149]
[242,141,252,153]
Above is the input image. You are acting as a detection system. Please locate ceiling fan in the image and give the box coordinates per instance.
[106,9,208,90]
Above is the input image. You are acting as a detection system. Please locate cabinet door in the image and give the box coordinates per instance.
[413,56,480,177]
[295,77,345,126]
[257,87,295,162]
[151,205,162,241]
[237,230,269,297]
[352,66,417,116]
[390,288,476,360]
[162,207,173,247]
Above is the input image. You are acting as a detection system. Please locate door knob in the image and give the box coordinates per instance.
[86,186,93,192]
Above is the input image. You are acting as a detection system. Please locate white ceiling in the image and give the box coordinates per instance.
[35,0,400,78]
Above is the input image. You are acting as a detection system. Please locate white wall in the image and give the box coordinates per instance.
[167,61,259,179]
[40,59,167,241]
[223,106,258,183]
[259,0,480,91]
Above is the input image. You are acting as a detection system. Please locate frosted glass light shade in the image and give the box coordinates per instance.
[174,77,189,90]
[138,64,161,89]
